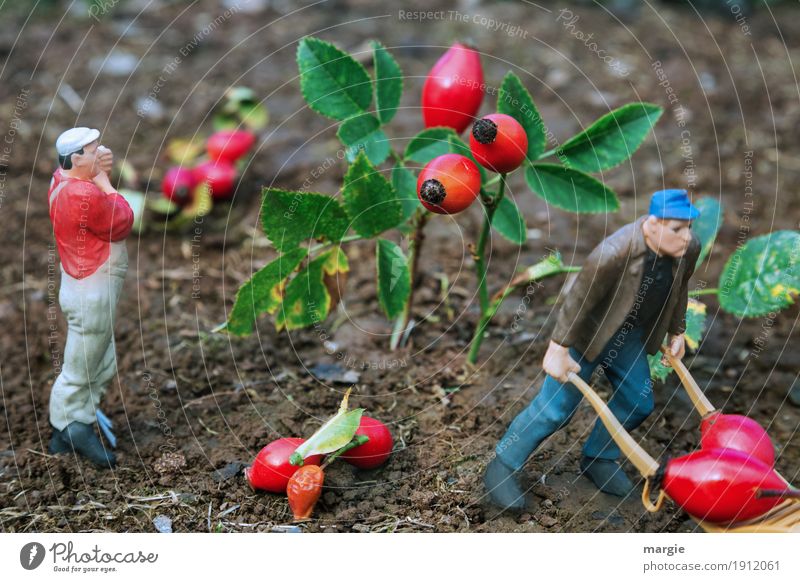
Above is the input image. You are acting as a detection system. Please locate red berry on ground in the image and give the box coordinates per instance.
[287,464,324,521]
[422,42,484,134]
[245,437,323,493]
[469,113,528,174]
[341,416,393,470]
[193,160,237,200]
[206,129,256,163]
[416,153,481,215]
[161,166,197,206]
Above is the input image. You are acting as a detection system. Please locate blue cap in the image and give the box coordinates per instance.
[649,189,700,220]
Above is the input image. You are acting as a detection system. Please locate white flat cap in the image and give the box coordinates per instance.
[56,127,100,156]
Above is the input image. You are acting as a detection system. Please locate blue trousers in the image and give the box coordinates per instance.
[496,326,654,470]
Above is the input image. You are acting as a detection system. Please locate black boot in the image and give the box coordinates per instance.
[49,422,116,468]
[580,456,633,497]
[483,456,528,512]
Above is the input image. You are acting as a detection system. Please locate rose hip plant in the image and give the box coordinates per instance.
[223,36,673,362]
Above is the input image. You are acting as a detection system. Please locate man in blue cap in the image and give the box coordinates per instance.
[484,189,701,511]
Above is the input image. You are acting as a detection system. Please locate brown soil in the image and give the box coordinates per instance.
[1,0,798,533]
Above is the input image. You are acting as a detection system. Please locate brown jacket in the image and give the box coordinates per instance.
[551,215,701,362]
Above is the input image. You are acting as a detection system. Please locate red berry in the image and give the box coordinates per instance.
[206,130,256,163]
[422,43,484,134]
[193,160,237,200]
[662,448,792,523]
[341,416,393,470]
[161,166,197,206]
[700,412,775,467]
[469,113,528,173]
[416,154,481,215]
[245,437,323,493]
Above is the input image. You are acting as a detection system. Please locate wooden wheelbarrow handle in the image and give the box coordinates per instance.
[567,373,660,479]
[660,345,717,417]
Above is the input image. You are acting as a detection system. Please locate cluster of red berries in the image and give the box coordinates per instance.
[417,44,528,215]
[161,129,255,206]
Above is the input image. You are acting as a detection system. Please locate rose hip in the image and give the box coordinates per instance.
[287,464,324,521]
[422,43,484,133]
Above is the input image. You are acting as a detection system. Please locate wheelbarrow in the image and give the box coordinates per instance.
[566,348,800,533]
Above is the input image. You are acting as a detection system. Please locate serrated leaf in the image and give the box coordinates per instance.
[276,248,349,331]
[497,72,546,160]
[376,239,410,319]
[342,151,403,238]
[719,230,800,317]
[556,102,663,173]
[391,162,421,222]
[297,37,372,121]
[692,197,723,268]
[260,189,350,251]
[492,196,526,244]
[525,164,619,213]
[226,248,308,335]
[118,189,146,234]
[337,113,390,165]
[372,40,402,124]
[404,127,459,164]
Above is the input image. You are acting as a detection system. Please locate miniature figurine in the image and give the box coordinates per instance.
[484,189,701,511]
[47,127,133,468]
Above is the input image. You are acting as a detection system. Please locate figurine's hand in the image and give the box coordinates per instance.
[96,145,113,175]
[543,340,581,384]
[92,170,116,194]
[662,334,686,367]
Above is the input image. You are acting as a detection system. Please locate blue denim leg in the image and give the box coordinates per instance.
[582,328,655,461]
[496,348,598,471]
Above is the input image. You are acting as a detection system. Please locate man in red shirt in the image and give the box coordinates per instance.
[47,127,133,468]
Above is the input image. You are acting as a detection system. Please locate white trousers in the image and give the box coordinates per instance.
[49,243,128,431]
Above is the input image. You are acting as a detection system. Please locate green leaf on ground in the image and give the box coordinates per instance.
[342,151,404,237]
[376,239,411,319]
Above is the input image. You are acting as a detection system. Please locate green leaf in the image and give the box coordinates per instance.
[404,127,459,164]
[497,72,546,160]
[371,40,402,124]
[146,196,181,216]
[648,299,708,382]
[290,389,363,464]
[391,162,421,222]
[556,102,663,173]
[376,239,411,319]
[447,134,487,183]
[276,247,349,331]
[342,151,404,238]
[297,37,372,121]
[492,196,526,245]
[719,230,800,317]
[692,197,723,268]
[525,164,619,213]
[118,189,146,234]
[260,189,350,251]
[337,113,390,165]
[226,248,308,335]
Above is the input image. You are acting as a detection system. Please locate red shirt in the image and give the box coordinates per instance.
[48,169,133,279]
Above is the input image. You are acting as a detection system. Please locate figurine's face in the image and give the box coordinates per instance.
[70,140,102,178]
[643,216,693,257]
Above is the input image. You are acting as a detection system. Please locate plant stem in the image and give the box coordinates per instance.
[308,234,362,255]
[474,174,507,315]
[321,434,370,469]
[466,264,579,365]
[391,208,430,350]
[688,287,719,297]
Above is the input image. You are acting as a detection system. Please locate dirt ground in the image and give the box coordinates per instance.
[1,0,798,533]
